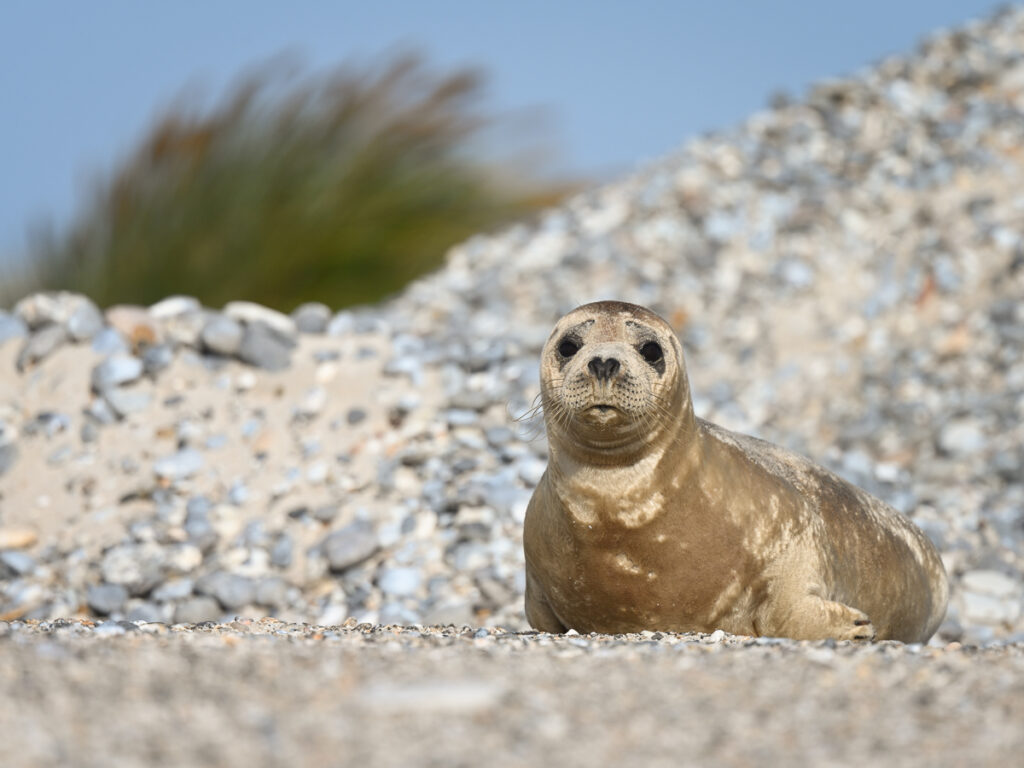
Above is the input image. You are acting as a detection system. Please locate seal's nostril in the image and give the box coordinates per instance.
[588,357,620,381]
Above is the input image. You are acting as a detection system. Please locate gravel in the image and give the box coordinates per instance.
[0,619,1020,768]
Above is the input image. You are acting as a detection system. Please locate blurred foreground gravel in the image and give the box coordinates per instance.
[1,619,1022,768]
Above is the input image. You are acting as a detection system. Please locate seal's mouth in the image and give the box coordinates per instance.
[579,403,624,426]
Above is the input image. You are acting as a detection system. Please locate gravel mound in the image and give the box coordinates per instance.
[2,7,1024,652]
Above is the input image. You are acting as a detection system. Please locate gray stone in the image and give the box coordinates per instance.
[100,544,164,596]
[323,520,379,572]
[142,344,174,375]
[174,596,222,624]
[91,354,144,393]
[149,296,201,319]
[103,388,153,418]
[154,448,205,481]
[87,583,129,615]
[200,315,244,356]
[198,571,257,611]
[378,567,421,597]
[91,327,130,356]
[225,301,297,340]
[86,397,118,426]
[152,578,195,602]
[0,550,35,576]
[125,602,165,623]
[66,298,104,341]
[291,302,332,334]
[237,322,294,370]
[938,419,987,456]
[961,570,1021,599]
[270,534,293,569]
[962,591,1021,625]
[16,324,67,370]
[255,577,289,607]
[0,443,17,477]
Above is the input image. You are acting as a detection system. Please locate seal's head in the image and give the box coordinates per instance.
[540,301,693,459]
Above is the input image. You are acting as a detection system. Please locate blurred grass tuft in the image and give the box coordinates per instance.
[4,54,575,310]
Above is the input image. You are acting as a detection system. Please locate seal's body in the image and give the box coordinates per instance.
[524,301,948,642]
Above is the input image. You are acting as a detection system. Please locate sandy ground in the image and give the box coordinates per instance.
[1,619,1021,768]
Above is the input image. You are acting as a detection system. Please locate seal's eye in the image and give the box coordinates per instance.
[558,338,581,358]
[640,341,663,364]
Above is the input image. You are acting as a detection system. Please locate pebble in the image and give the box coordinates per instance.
[16,324,67,370]
[224,301,297,340]
[0,550,35,576]
[291,302,332,334]
[90,354,144,393]
[104,388,153,418]
[198,572,257,611]
[0,526,37,550]
[174,596,222,624]
[323,521,380,572]
[200,315,244,356]
[149,296,201,319]
[154,449,205,481]
[237,322,294,370]
[87,583,129,615]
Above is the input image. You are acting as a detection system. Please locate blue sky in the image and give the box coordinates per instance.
[0,0,1002,263]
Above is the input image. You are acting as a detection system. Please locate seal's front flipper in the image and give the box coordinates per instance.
[525,570,568,633]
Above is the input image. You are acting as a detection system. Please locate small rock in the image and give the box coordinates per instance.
[100,543,165,596]
[961,570,1021,599]
[126,602,165,623]
[152,578,195,602]
[103,388,153,418]
[0,443,17,477]
[938,419,986,456]
[66,298,104,341]
[0,550,35,576]
[87,584,128,615]
[16,324,67,370]
[323,520,379,572]
[237,322,294,371]
[255,577,289,607]
[154,449,205,481]
[91,327,130,356]
[141,344,174,375]
[200,315,244,356]
[0,526,37,549]
[224,301,297,340]
[198,571,257,611]
[106,305,161,347]
[91,354,144,393]
[174,596,222,624]
[270,534,293,568]
[291,302,332,334]
[378,567,422,597]
[149,296,201,319]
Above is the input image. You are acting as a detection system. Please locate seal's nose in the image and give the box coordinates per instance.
[588,357,620,381]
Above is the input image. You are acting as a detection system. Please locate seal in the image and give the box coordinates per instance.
[523,301,948,642]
